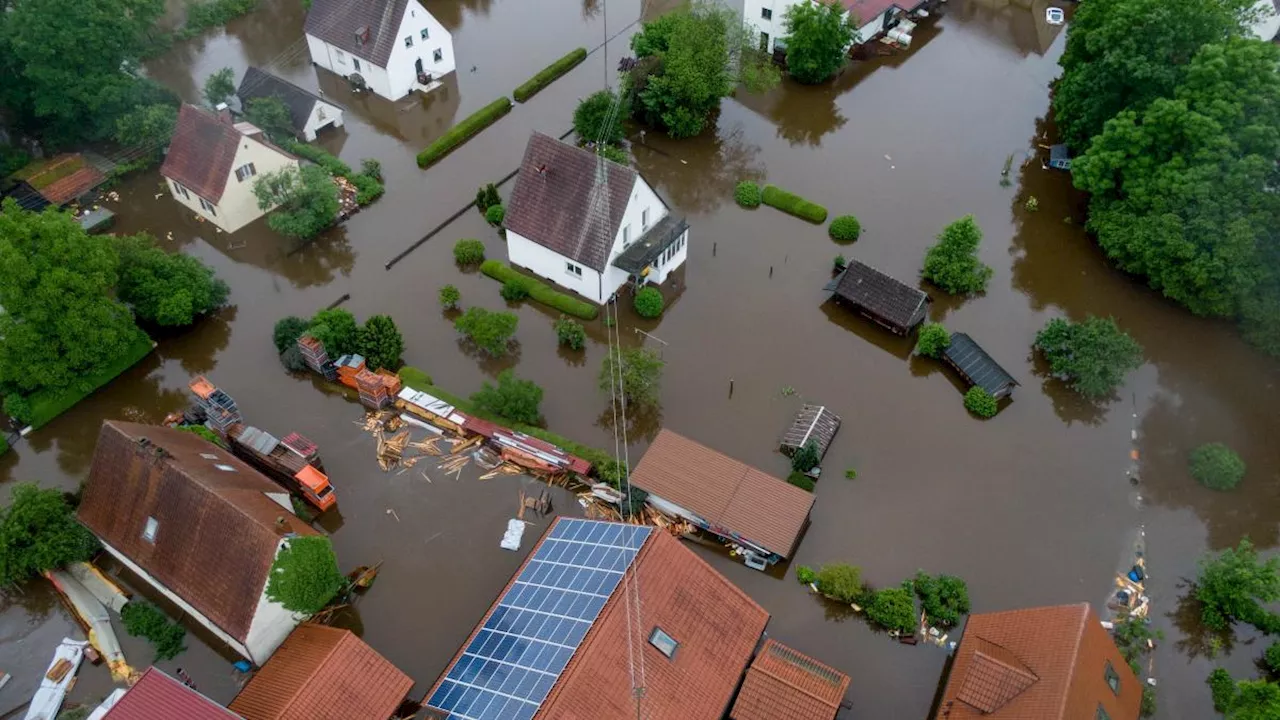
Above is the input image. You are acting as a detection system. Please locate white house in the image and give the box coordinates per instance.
[1250,0,1280,41]
[304,0,456,102]
[744,0,930,56]
[78,421,322,666]
[160,104,299,233]
[504,132,690,306]
[237,66,344,142]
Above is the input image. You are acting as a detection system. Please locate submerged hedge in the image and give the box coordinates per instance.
[417,98,513,168]
[480,260,599,320]
[514,48,588,103]
[23,332,154,429]
[762,184,828,224]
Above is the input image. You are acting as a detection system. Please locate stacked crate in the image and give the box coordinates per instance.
[189,376,242,435]
[297,335,336,380]
[355,369,393,409]
[335,354,367,389]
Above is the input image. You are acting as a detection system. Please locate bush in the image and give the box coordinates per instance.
[1189,443,1246,491]
[599,347,665,409]
[634,287,664,318]
[501,281,530,302]
[283,140,352,176]
[454,238,486,265]
[273,316,310,354]
[787,471,815,491]
[1035,316,1143,398]
[844,469,857,480]
[1266,643,1280,675]
[480,260,599,320]
[417,97,513,167]
[356,314,404,371]
[280,345,307,371]
[0,483,99,587]
[265,536,344,615]
[762,184,828,223]
[1141,685,1156,717]
[734,181,762,208]
[177,424,225,448]
[796,565,817,585]
[922,215,993,295]
[4,395,33,426]
[866,586,917,633]
[815,564,863,603]
[1208,668,1235,712]
[485,204,505,226]
[121,601,186,661]
[596,144,629,165]
[828,215,862,242]
[912,572,970,627]
[833,254,847,272]
[360,158,382,180]
[915,322,951,358]
[964,386,998,418]
[791,440,820,473]
[455,307,519,357]
[555,316,586,350]
[439,284,461,309]
[475,183,501,213]
[514,47,588,102]
[350,174,383,205]
[574,89,625,144]
[596,459,629,488]
[472,370,543,425]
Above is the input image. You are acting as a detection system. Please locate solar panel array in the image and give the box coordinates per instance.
[427,519,652,720]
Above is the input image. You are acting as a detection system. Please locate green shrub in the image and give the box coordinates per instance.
[501,281,529,302]
[4,395,33,425]
[280,345,307,372]
[596,144,629,165]
[866,586,917,633]
[634,287,664,318]
[350,174,383,205]
[1141,685,1156,717]
[828,215,862,242]
[472,370,543,425]
[513,47,588,102]
[480,260,599,319]
[791,440,820,473]
[282,140,384,205]
[439,285,461,309]
[485,204,505,225]
[398,366,433,388]
[796,565,817,585]
[1024,196,1039,212]
[455,307,519,357]
[121,601,186,661]
[964,386,998,418]
[476,183,501,213]
[815,564,863,603]
[555,316,586,350]
[833,254,847,271]
[417,98,513,167]
[1207,668,1235,712]
[912,572,970,627]
[1035,316,1143,398]
[454,238,486,265]
[915,322,951,358]
[176,425,225,448]
[844,468,857,480]
[1265,642,1280,674]
[787,471,815,491]
[922,215,993,295]
[575,90,625,144]
[360,158,382,180]
[265,536,344,615]
[596,459,629,488]
[762,184,828,223]
[284,140,352,175]
[734,181,762,208]
[273,316,310,354]
[1189,443,1246,491]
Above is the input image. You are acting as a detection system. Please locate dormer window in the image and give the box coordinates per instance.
[354,26,370,46]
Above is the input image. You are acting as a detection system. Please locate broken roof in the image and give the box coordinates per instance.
[238,67,337,137]
[304,0,409,68]
[14,153,105,205]
[943,332,1019,398]
[102,667,242,720]
[160,105,250,203]
[504,132,637,273]
[825,260,930,332]
[229,624,413,720]
[730,639,850,720]
[629,429,815,559]
[78,421,318,643]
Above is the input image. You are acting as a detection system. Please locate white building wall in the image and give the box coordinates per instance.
[385,0,457,100]
[242,539,306,665]
[743,0,797,54]
[1251,0,1280,41]
[507,232,607,304]
[301,101,344,142]
[306,34,395,100]
[215,138,299,233]
[649,228,689,286]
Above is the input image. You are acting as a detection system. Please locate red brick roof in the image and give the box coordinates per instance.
[158,104,298,203]
[937,603,1141,720]
[629,429,815,559]
[103,667,241,720]
[229,624,413,720]
[730,639,850,720]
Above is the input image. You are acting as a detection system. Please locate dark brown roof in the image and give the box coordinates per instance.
[731,639,850,720]
[15,154,105,205]
[938,603,1141,720]
[505,132,637,272]
[826,260,930,332]
[103,667,242,720]
[238,67,334,137]
[78,421,318,643]
[629,429,815,559]
[943,332,1019,398]
[304,0,409,68]
[229,624,413,720]
[160,105,246,203]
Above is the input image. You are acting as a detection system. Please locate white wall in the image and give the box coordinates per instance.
[243,539,306,665]
[302,100,344,142]
[385,0,457,100]
[306,34,395,100]
[508,231,607,304]
[648,228,688,286]
[1251,0,1280,41]
[164,132,296,233]
[743,0,796,54]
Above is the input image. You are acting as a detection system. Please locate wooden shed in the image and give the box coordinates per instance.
[824,260,930,335]
[779,404,842,462]
[942,332,1019,399]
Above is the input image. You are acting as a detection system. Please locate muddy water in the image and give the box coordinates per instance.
[2,0,1279,717]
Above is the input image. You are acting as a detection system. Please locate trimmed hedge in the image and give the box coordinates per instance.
[480,260,599,320]
[734,181,762,208]
[417,98,513,168]
[762,184,828,223]
[514,48,588,103]
[23,332,154,429]
[829,215,862,242]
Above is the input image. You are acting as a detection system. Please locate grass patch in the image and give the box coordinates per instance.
[24,332,153,429]
[762,184,828,223]
[514,48,588,103]
[480,260,599,320]
[14,155,88,190]
[417,98,513,168]
[0,434,7,455]
[787,471,815,491]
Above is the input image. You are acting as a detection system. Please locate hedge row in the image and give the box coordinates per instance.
[283,141,384,205]
[417,98,513,168]
[762,184,828,224]
[514,48,588,103]
[23,333,154,429]
[480,260,599,320]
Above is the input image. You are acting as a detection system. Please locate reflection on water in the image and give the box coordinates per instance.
[956,0,1069,57]
[633,119,764,214]
[315,69,462,144]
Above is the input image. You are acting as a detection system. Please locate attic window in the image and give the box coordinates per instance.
[1104,661,1120,695]
[1095,705,1111,720]
[214,463,236,472]
[355,26,370,46]
[648,627,678,659]
[200,453,218,460]
[142,516,159,543]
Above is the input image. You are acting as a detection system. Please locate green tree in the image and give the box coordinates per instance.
[964,387,999,418]
[912,572,970,627]
[866,586,917,633]
[120,601,186,660]
[356,314,404,371]
[1265,642,1280,674]
[308,308,360,357]
[244,96,294,143]
[633,287,664,318]
[734,181,762,208]
[114,104,177,162]
[922,215,992,295]
[265,536,344,615]
[599,347,665,409]
[454,307,518,356]
[815,563,863,603]
[0,200,142,395]
[1206,670,1280,719]
[254,165,339,240]
[114,234,229,326]
[475,184,501,214]
[0,484,98,587]
[915,322,950,358]
[554,316,586,350]
[1034,316,1143,398]
[828,214,861,242]
[1190,442,1246,490]
[782,0,857,84]
[574,89,625,144]
[273,316,310,354]
[203,67,236,107]
[485,204,505,225]
[439,284,461,309]
[790,440,820,473]
[471,370,544,425]
[1197,537,1280,633]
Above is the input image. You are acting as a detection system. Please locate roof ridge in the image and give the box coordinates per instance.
[750,643,841,710]
[1054,602,1091,720]
[281,625,348,713]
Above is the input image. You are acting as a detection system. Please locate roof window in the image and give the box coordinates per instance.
[214,463,236,472]
[648,627,678,659]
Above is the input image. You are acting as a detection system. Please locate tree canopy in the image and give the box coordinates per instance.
[308,308,360,357]
[1196,537,1280,634]
[265,536,345,616]
[1034,316,1143,398]
[115,104,178,162]
[245,96,294,143]
[1208,670,1280,719]
[115,234,229,326]
[598,346,665,409]
[783,0,857,84]
[356,314,404,371]
[574,89,625,145]
[254,165,339,240]
[921,215,992,295]
[202,67,236,108]
[454,307,518,356]
[0,484,98,587]
[471,370,544,425]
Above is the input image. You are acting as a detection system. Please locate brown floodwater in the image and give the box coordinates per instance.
[3,0,1279,718]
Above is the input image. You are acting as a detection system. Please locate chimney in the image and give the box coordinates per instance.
[215,102,232,124]
[535,163,548,176]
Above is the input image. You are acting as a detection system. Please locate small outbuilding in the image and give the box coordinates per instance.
[824,260,930,335]
[731,638,851,720]
[237,67,345,142]
[779,404,841,463]
[1048,144,1072,170]
[942,332,1019,400]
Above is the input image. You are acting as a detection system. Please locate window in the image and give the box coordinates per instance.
[234,162,256,182]
[648,627,678,658]
[642,208,650,229]
[760,31,769,51]
[200,453,218,460]
[354,57,361,72]
[434,48,443,62]
[1095,705,1111,720]
[335,49,346,64]
[761,7,772,20]
[317,106,326,121]
[172,181,190,200]
[1104,662,1120,695]
[214,463,235,472]
[404,35,413,47]
[622,224,631,246]
[142,516,159,543]
[421,27,430,40]
[198,197,217,216]
[565,262,583,277]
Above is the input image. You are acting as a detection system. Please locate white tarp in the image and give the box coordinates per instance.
[24,638,88,720]
[500,519,526,551]
[86,688,127,720]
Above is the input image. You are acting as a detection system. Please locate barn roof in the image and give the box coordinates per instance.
[825,261,930,332]
[942,332,1019,397]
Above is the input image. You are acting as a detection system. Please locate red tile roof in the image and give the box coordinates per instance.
[730,639,850,720]
[14,153,106,205]
[229,624,413,720]
[629,429,815,559]
[160,105,245,202]
[937,603,1141,720]
[103,667,242,720]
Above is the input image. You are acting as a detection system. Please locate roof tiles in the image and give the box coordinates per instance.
[238,67,332,137]
[304,0,408,68]
[827,260,930,333]
[730,639,850,720]
[103,667,241,720]
[160,105,247,203]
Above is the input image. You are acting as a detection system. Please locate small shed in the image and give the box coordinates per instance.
[780,404,842,462]
[1048,144,1072,170]
[824,260,931,335]
[942,332,1019,399]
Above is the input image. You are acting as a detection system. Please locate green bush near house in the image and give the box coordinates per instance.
[417,98,513,168]
[796,565,817,585]
[20,332,154,429]
[866,586,917,633]
[485,204,505,226]
[284,141,352,175]
[762,184,828,223]
[121,601,186,661]
[963,386,998,418]
[554,316,587,350]
[815,564,863,603]
[282,141,384,206]
[634,287,664,318]
[480,260,599,320]
[176,425,226,448]
[828,215,862,242]
[734,181,762,208]
[514,48,588,102]
[915,322,951,358]
[439,285,461,309]
[1189,442,1246,491]
[786,471,815,491]
[454,238,486,265]
[501,281,529,302]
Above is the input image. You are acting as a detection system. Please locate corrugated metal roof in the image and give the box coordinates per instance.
[239,426,281,456]
[942,332,1018,398]
[103,667,242,720]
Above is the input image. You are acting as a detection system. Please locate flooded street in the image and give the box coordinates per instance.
[3,0,1280,717]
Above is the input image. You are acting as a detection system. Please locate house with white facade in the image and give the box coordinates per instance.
[745,0,931,56]
[304,0,456,102]
[504,132,690,306]
[160,104,299,233]
[1250,0,1280,41]
[237,66,345,142]
[78,421,322,666]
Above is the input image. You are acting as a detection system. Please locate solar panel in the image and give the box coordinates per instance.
[427,519,651,720]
